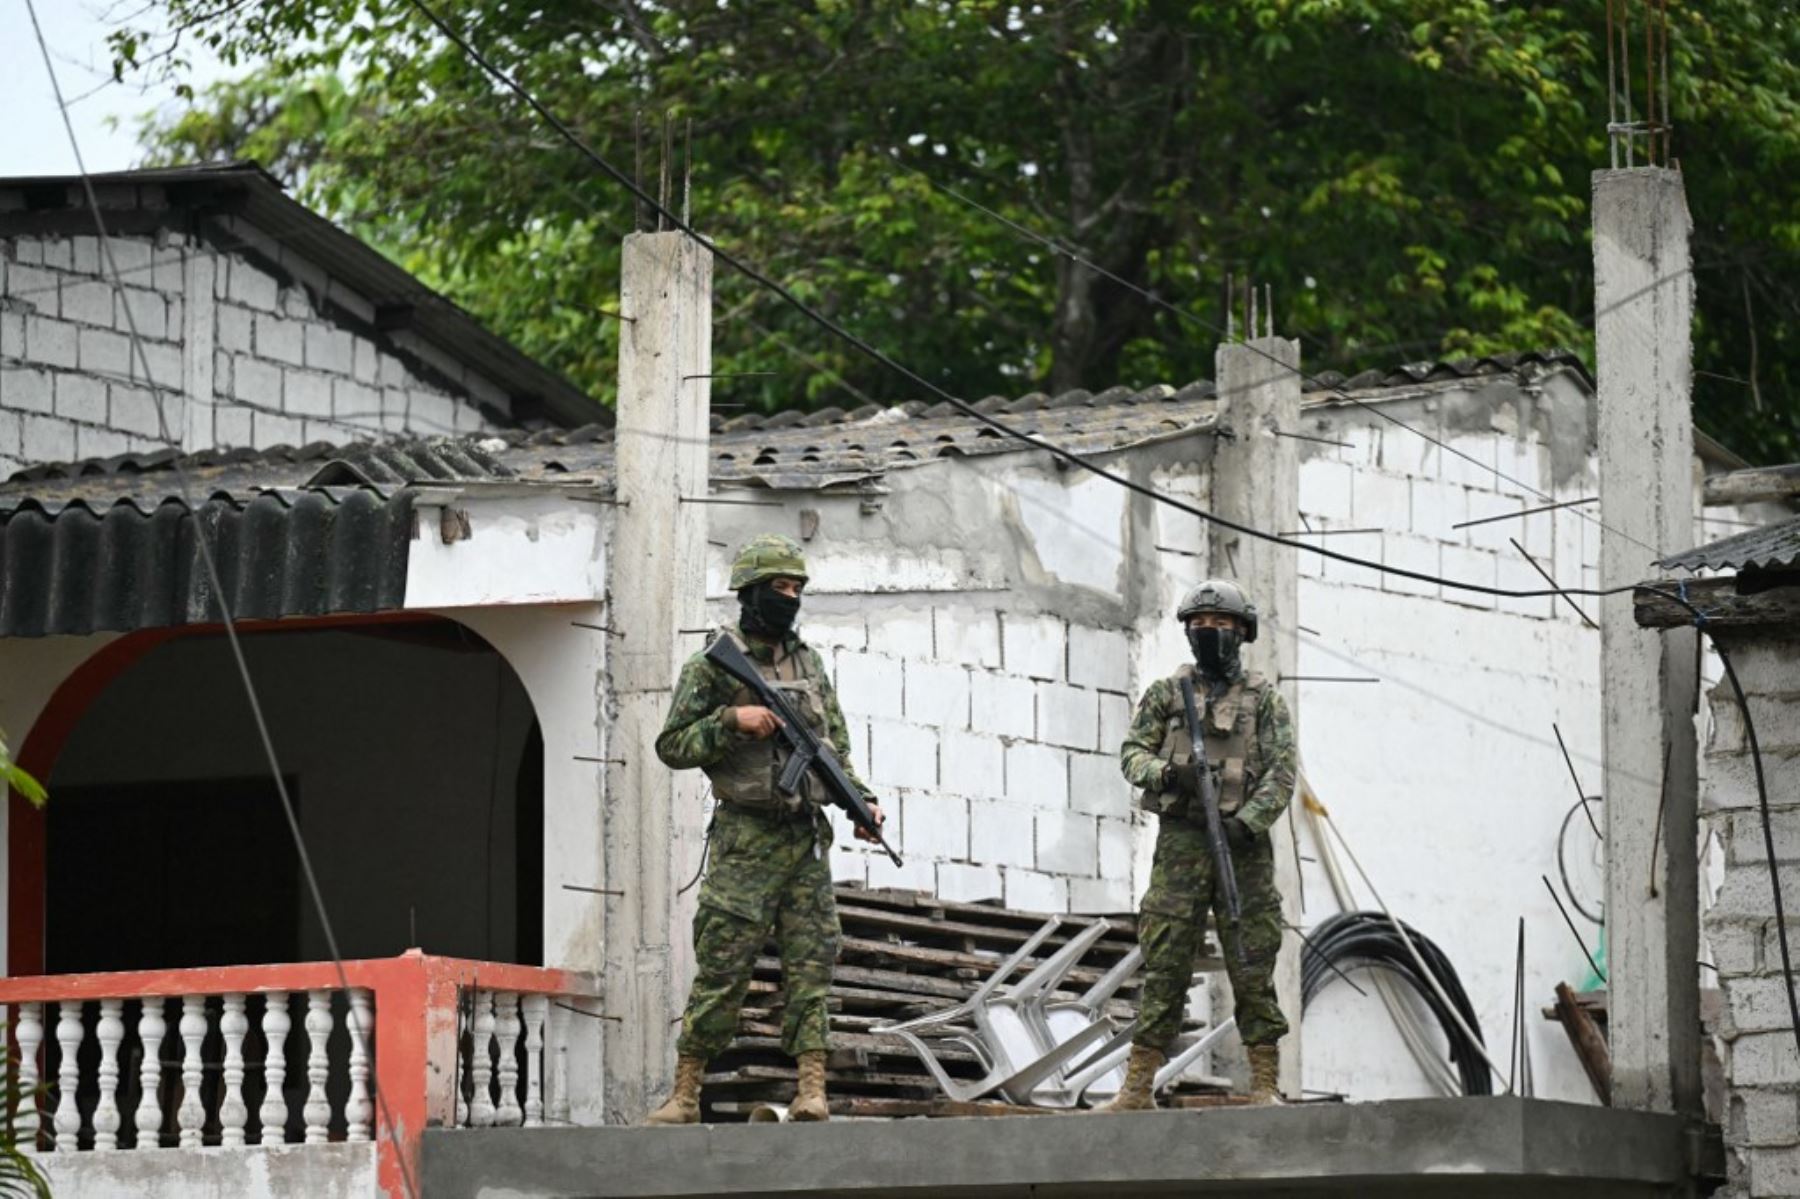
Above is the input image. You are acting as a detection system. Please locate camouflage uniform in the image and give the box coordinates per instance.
[1119,668,1296,1051]
[656,620,868,1061]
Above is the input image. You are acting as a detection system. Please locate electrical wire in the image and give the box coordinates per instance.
[402,0,1658,607]
[1637,583,1800,1062]
[1300,910,1493,1096]
[21,5,417,1193]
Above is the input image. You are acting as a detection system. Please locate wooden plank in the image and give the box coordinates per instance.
[1635,577,1800,629]
[1702,463,1800,506]
[837,901,1139,949]
[1552,981,1612,1105]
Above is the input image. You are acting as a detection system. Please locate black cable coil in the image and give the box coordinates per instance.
[1300,911,1493,1096]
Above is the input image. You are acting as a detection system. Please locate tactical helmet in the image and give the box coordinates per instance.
[729,534,810,591]
[1176,579,1258,642]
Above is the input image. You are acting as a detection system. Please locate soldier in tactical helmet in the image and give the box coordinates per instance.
[1098,579,1296,1111]
[645,534,885,1126]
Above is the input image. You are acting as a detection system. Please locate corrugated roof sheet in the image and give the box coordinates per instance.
[1658,513,1800,574]
[0,350,1589,636]
[0,487,414,638]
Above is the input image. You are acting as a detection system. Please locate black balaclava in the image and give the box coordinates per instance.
[1187,625,1242,681]
[740,580,801,639]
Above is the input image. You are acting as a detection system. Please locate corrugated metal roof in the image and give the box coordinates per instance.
[1658,513,1800,574]
[0,486,414,638]
[0,350,1589,636]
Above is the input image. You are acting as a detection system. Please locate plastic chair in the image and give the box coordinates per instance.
[875,916,1117,1105]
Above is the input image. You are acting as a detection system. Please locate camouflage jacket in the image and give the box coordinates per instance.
[654,623,871,796]
[1118,670,1296,835]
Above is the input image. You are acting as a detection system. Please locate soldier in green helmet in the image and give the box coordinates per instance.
[1098,579,1296,1112]
[645,534,885,1126]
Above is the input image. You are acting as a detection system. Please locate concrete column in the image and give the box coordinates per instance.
[1594,167,1700,1116]
[1210,335,1302,1096]
[180,250,216,452]
[601,232,713,1122]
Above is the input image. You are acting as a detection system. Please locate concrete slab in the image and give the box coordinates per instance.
[422,1097,1713,1199]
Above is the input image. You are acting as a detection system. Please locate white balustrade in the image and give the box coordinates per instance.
[14,1002,42,1152]
[2,975,585,1152]
[258,992,290,1146]
[458,988,579,1129]
[177,996,207,1148]
[522,994,547,1128]
[495,992,523,1127]
[54,1002,82,1152]
[346,989,373,1143]
[219,994,249,1147]
[93,999,123,1151]
[470,991,497,1127]
[303,991,333,1144]
[136,999,166,1149]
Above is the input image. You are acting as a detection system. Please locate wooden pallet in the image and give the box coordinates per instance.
[700,883,1227,1121]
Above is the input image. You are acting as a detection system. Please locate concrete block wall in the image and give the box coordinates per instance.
[817,605,1139,915]
[1700,633,1800,1198]
[697,594,1142,915]
[0,231,504,478]
[1290,382,1612,1105]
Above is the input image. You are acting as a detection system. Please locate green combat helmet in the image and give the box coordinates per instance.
[729,534,810,591]
[1176,579,1259,642]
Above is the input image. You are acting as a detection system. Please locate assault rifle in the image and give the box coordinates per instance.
[705,634,903,866]
[1179,676,1243,960]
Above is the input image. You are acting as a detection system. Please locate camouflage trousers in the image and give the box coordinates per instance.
[674,804,840,1062]
[1134,814,1288,1050]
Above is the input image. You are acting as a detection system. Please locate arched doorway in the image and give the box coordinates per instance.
[24,617,543,974]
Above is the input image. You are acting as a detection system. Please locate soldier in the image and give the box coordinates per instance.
[645,534,885,1126]
[1099,579,1296,1111]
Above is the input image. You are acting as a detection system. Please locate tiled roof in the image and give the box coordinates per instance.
[1,349,1589,506]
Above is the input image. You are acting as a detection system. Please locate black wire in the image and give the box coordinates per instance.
[402,0,1652,606]
[1636,584,1800,1062]
[1299,911,1492,1096]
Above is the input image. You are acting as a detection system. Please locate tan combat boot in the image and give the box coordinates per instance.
[1095,1044,1164,1112]
[645,1054,705,1125]
[789,1050,831,1122]
[1247,1044,1282,1106]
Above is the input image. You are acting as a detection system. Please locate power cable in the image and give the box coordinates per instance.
[21,5,418,1193]
[402,0,1654,606]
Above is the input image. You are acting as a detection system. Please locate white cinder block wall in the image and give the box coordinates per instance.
[0,231,502,477]
[1699,632,1800,1198]
[1290,375,1608,1105]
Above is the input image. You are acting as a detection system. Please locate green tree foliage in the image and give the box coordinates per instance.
[0,729,45,809]
[119,1,1800,459]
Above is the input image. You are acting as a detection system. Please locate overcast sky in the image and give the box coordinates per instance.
[2,0,230,176]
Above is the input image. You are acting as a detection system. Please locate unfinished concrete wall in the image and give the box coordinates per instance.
[1286,369,1611,1105]
[1700,630,1800,1198]
[700,446,1186,915]
[0,230,504,475]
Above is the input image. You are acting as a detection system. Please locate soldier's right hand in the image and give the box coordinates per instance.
[728,705,785,739]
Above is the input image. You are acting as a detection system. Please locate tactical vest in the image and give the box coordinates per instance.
[703,629,831,815]
[1138,666,1268,817]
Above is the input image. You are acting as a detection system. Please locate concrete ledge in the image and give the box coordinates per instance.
[38,1140,376,1199]
[422,1097,1705,1198]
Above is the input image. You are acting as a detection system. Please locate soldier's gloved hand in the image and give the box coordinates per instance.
[854,801,886,844]
[726,705,785,740]
[1223,815,1252,843]
[1163,762,1200,797]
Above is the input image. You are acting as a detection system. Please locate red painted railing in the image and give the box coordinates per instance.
[0,951,601,1198]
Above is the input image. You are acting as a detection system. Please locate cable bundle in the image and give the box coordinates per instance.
[1300,911,1493,1096]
